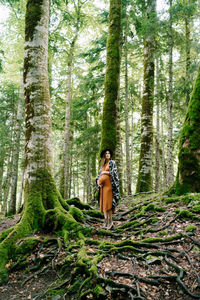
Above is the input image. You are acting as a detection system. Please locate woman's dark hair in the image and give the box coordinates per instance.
[101,150,111,167]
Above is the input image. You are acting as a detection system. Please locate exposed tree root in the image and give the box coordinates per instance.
[1,192,200,299]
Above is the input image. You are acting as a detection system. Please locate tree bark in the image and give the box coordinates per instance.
[100,0,122,159]
[63,0,82,199]
[8,82,23,215]
[136,0,156,193]
[124,13,132,194]
[155,58,160,191]
[175,66,200,194]
[167,0,174,186]
[185,15,191,105]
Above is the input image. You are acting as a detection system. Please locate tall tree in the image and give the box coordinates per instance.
[136,0,156,192]
[100,0,122,158]
[174,66,200,194]
[0,0,78,283]
[167,0,174,186]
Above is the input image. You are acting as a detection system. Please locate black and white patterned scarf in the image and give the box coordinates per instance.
[97,160,120,208]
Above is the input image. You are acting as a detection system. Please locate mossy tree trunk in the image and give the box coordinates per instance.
[136,0,156,193]
[0,0,81,283]
[175,66,200,194]
[100,0,122,159]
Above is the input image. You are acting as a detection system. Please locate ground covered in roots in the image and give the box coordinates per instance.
[0,193,200,300]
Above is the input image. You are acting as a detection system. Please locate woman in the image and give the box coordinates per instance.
[97,149,119,229]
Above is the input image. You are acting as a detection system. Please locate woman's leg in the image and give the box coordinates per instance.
[107,209,113,229]
[103,211,108,228]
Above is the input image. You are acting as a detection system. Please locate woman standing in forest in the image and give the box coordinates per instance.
[97,149,119,229]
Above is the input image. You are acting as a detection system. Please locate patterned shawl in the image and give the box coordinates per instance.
[97,160,120,207]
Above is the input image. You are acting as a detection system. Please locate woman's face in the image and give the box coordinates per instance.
[105,151,111,160]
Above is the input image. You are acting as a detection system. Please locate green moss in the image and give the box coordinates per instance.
[178,209,193,218]
[94,285,104,297]
[100,0,122,157]
[175,67,200,194]
[16,237,40,255]
[117,220,140,230]
[185,225,196,232]
[150,218,159,224]
[66,198,91,210]
[84,210,104,219]
[165,197,179,204]
[157,231,168,236]
[0,228,13,243]
[69,207,85,223]
[192,205,200,212]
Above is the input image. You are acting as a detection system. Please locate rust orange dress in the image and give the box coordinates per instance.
[98,163,113,212]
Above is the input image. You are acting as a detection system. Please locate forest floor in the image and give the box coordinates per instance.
[0,193,200,300]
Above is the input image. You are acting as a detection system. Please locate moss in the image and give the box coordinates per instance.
[94,285,104,297]
[157,231,168,236]
[142,233,183,243]
[69,207,85,223]
[185,225,196,232]
[0,228,13,243]
[175,67,200,194]
[16,237,40,255]
[150,218,159,224]
[165,197,179,204]
[100,0,122,157]
[117,220,140,230]
[66,198,91,210]
[84,210,104,219]
[192,205,200,213]
[178,209,193,218]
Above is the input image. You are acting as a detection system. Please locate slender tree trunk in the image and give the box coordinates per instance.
[155,58,160,191]
[9,83,23,215]
[161,108,167,188]
[124,16,132,194]
[17,162,25,213]
[100,0,122,159]
[136,0,156,192]
[2,153,13,215]
[185,16,191,105]
[167,0,174,186]
[63,1,81,199]
[0,156,4,203]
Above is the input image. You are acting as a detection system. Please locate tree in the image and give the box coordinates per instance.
[136,0,156,193]
[0,0,81,283]
[100,0,122,158]
[174,66,200,194]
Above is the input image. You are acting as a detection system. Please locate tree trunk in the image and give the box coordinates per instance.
[17,161,25,213]
[155,58,160,191]
[136,0,156,193]
[0,0,78,283]
[0,155,4,205]
[63,1,81,199]
[167,0,174,186]
[175,66,200,194]
[185,16,191,105]
[124,15,132,194]
[8,83,23,215]
[100,0,122,159]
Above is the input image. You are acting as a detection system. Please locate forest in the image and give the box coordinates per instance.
[0,0,200,299]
